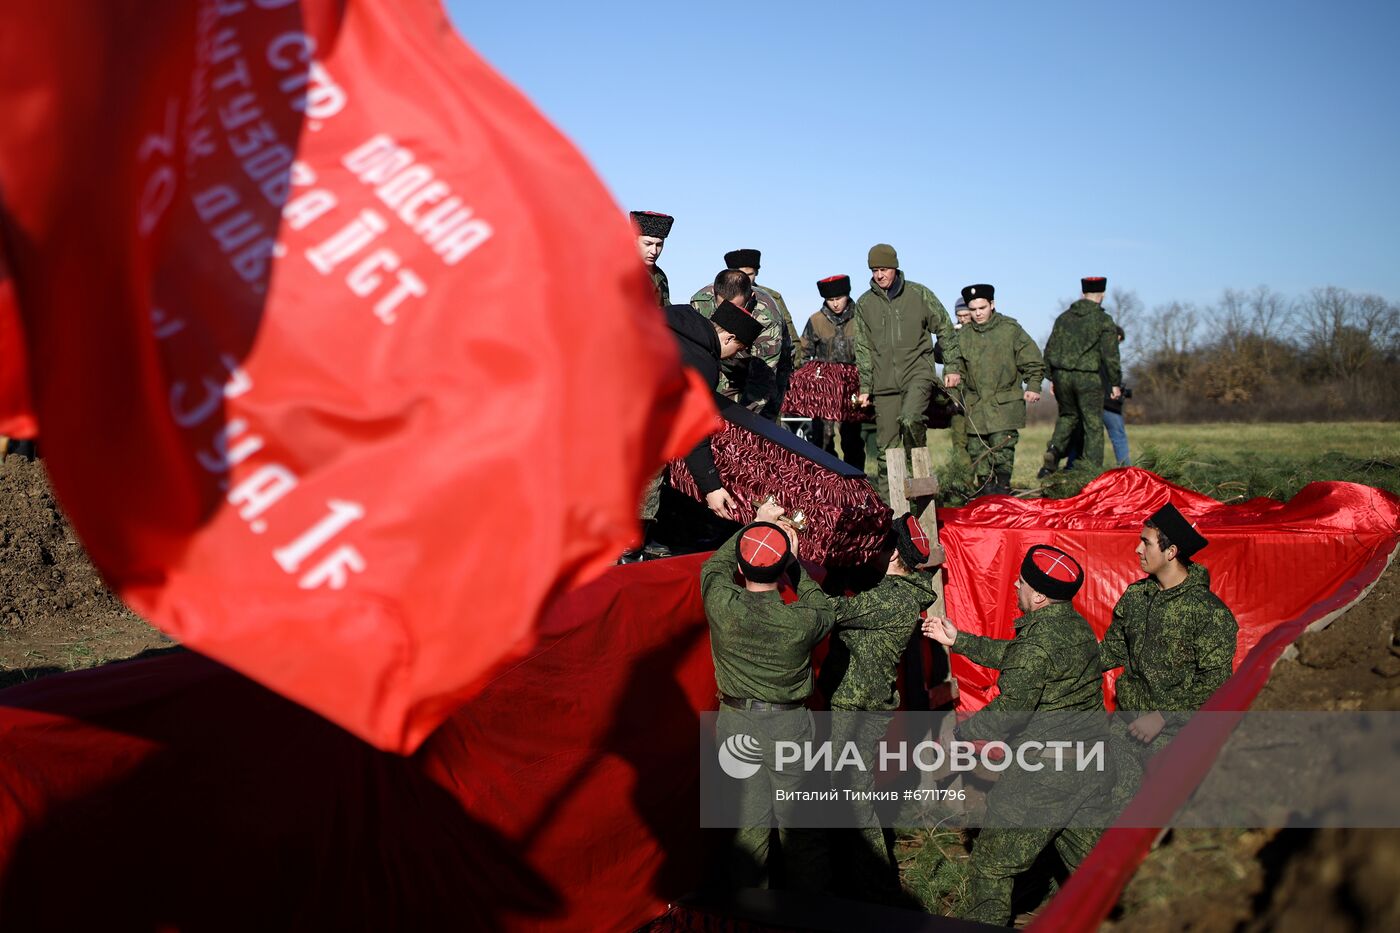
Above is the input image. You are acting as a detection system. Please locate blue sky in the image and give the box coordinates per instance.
[447,0,1399,341]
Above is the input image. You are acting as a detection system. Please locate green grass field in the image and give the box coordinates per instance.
[841,421,1400,503]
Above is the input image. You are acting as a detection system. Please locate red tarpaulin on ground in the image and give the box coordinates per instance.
[0,0,714,753]
[941,467,1400,711]
[0,471,1395,930]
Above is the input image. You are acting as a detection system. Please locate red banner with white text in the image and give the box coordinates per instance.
[0,0,715,752]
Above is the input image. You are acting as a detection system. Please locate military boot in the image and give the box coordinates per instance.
[1036,445,1060,480]
[991,471,1013,496]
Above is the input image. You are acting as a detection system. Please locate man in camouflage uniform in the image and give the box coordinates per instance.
[1038,276,1121,477]
[1101,503,1238,808]
[853,244,959,502]
[693,267,792,419]
[936,298,974,479]
[923,545,1112,926]
[942,284,1045,497]
[722,248,803,371]
[821,513,937,903]
[629,210,673,306]
[800,274,865,469]
[704,502,833,890]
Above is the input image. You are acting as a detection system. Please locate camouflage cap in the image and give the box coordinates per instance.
[737,522,792,583]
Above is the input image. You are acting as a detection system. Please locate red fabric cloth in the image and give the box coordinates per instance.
[1030,528,1399,932]
[940,468,1400,712]
[780,362,872,423]
[667,420,891,566]
[0,247,36,440]
[0,556,718,931]
[0,0,714,753]
[0,471,1394,930]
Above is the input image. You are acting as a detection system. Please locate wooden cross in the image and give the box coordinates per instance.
[886,446,957,708]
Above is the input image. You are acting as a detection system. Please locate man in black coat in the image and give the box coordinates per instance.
[665,293,763,520]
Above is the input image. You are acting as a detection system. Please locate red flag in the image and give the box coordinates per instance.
[0,243,37,440]
[0,0,715,752]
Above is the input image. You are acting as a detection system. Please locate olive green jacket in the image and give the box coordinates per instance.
[853,273,955,396]
[1044,299,1122,387]
[942,311,1045,433]
[1102,563,1238,715]
[702,529,835,703]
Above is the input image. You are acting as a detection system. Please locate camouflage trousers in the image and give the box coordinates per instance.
[639,468,665,522]
[948,412,971,477]
[967,429,1019,486]
[962,759,1113,925]
[829,709,900,904]
[1106,714,1175,815]
[869,382,933,503]
[717,706,830,892]
[1048,371,1106,469]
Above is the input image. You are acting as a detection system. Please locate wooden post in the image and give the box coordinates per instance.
[903,445,957,709]
[885,446,909,516]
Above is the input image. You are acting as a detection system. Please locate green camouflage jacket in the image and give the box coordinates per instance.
[853,273,955,396]
[649,265,670,307]
[702,529,835,703]
[824,571,936,711]
[954,601,1106,744]
[941,311,1046,433]
[758,284,804,369]
[1102,563,1238,714]
[1044,299,1122,386]
[691,284,792,416]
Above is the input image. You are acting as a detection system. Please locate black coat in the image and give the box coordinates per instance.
[665,304,724,494]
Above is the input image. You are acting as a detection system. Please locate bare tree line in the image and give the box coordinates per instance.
[1102,286,1400,422]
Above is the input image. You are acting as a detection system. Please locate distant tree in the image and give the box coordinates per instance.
[1296,287,1400,379]
[1107,288,1144,369]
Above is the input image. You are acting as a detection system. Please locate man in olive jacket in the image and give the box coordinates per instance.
[942,283,1045,496]
[1101,503,1238,808]
[923,545,1112,926]
[704,503,834,890]
[853,243,959,502]
[1039,275,1122,476]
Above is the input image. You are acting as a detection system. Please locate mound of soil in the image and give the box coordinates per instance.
[0,455,168,686]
